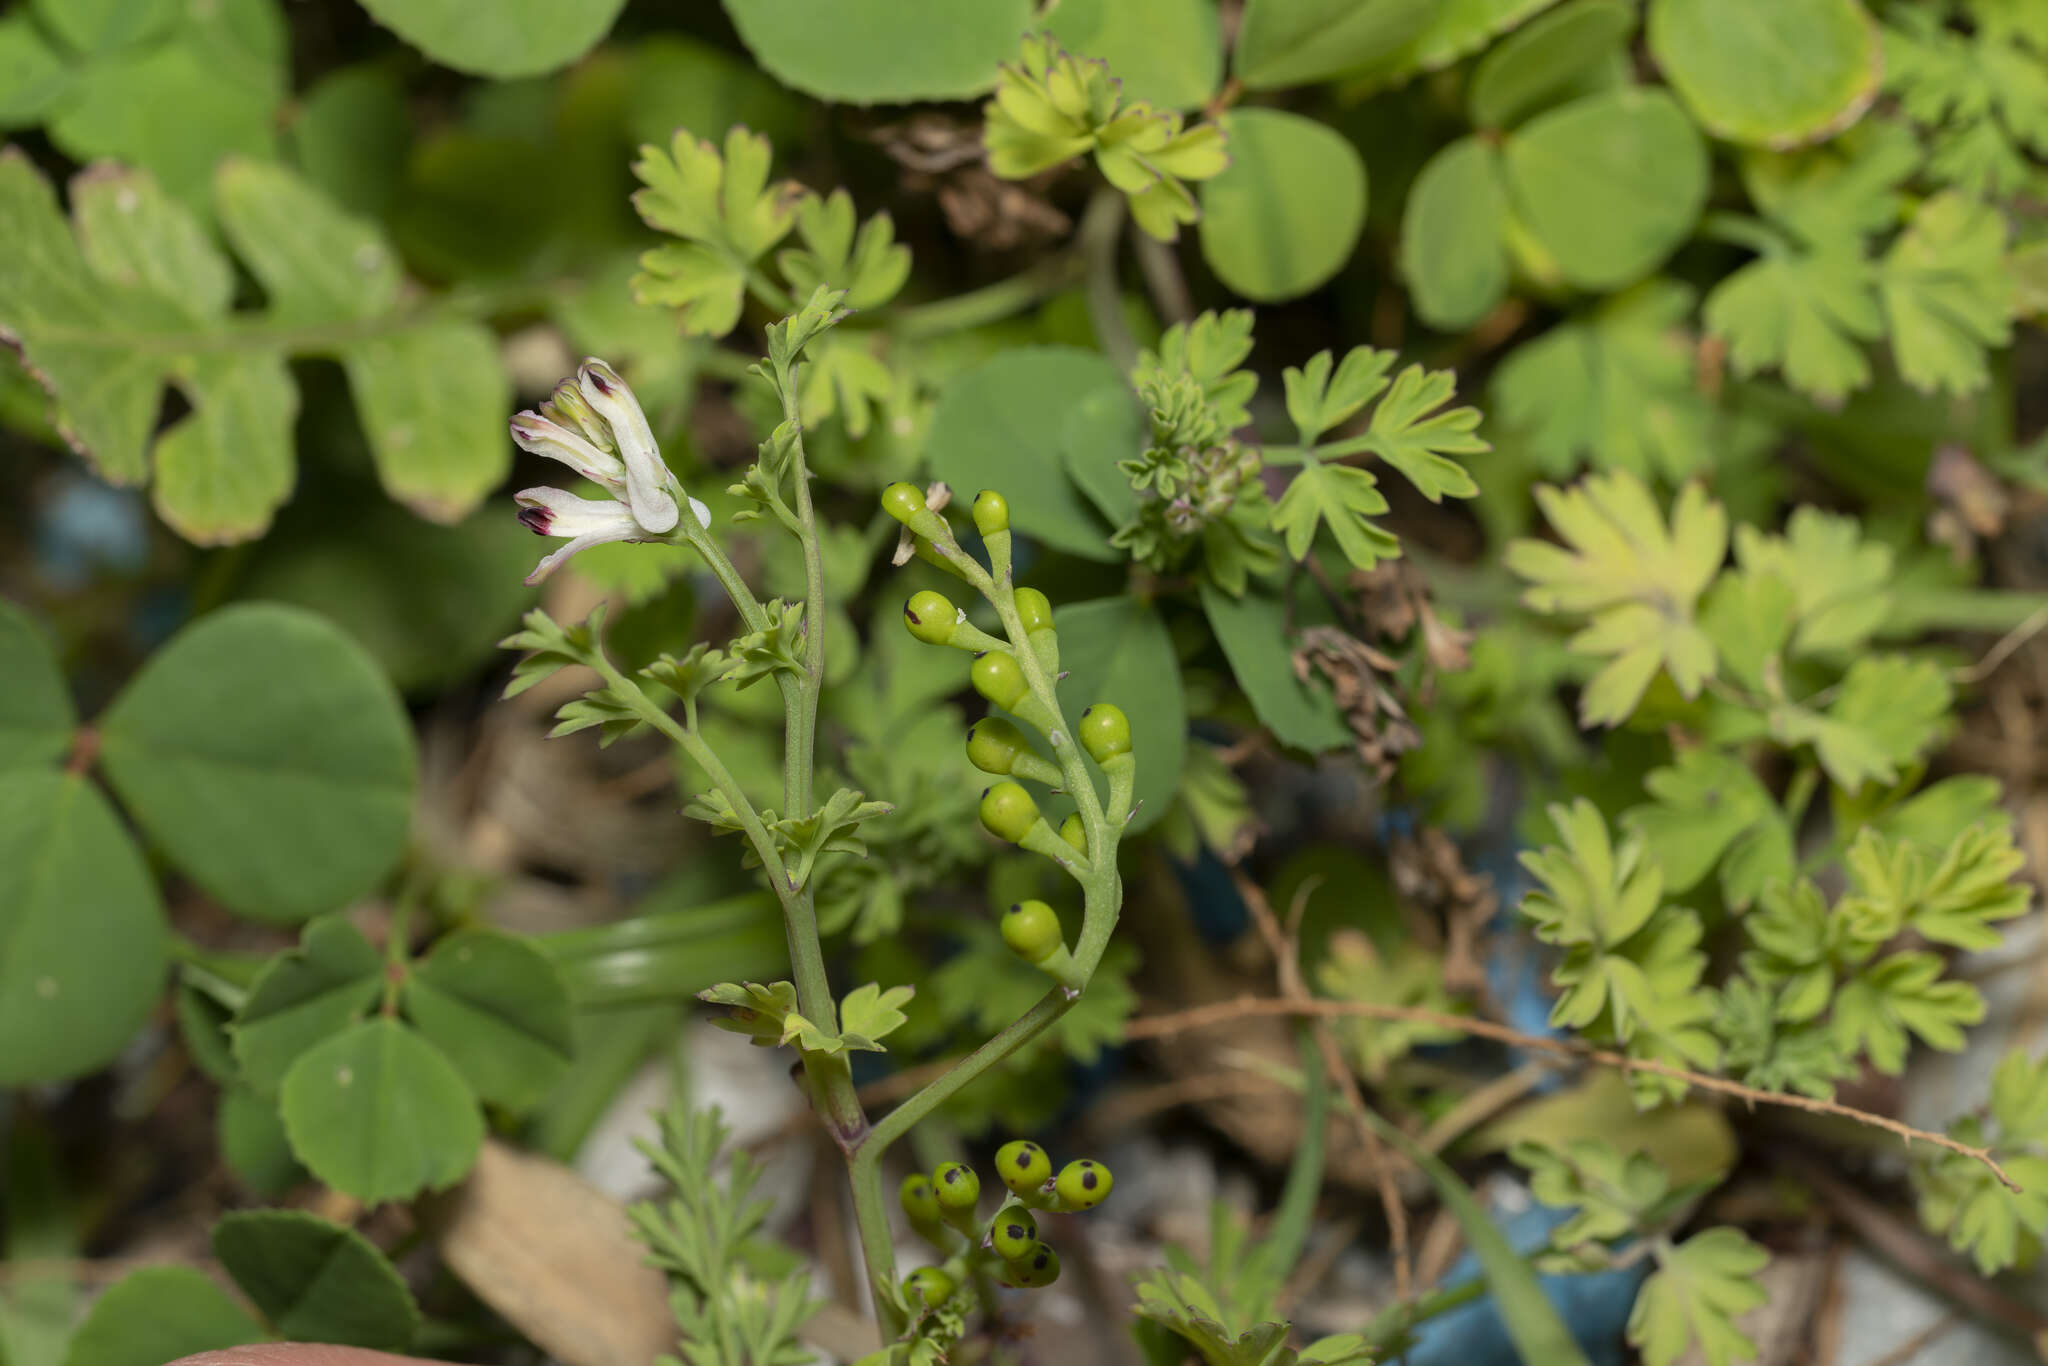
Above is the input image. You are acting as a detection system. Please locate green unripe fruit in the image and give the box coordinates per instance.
[998,1243,1061,1289]
[1056,1158,1112,1210]
[973,490,1010,536]
[970,651,1028,709]
[967,717,1031,775]
[904,591,958,646]
[1059,813,1087,855]
[980,783,1040,843]
[933,1162,980,1210]
[995,1139,1053,1195]
[1015,587,1054,634]
[882,482,927,525]
[1079,703,1132,762]
[901,1173,941,1224]
[903,1266,955,1309]
[990,1209,1039,1261]
[1001,900,1064,963]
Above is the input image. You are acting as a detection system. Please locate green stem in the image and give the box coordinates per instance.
[1078,188,1136,372]
[887,251,1089,338]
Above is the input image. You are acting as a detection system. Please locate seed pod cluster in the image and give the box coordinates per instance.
[893,1144,1115,1309]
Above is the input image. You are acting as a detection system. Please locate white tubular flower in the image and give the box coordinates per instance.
[510,359,710,584]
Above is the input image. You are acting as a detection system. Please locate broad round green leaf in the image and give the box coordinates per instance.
[928,348,1130,561]
[1233,0,1434,90]
[1503,88,1706,291]
[0,601,74,773]
[355,0,625,78]
[290,64,411,220]
[231,916,384,1093]
[60,1266,263,1366]
[1061,385,1145,532]
[31,0,177,55]
[1200,583,1352,753]
[1052,598,1184,833]
[721,0,1033,104]
[1467,0,1632,130]
[1400,136,1508,330]
[625,35,806,150]
[1199,109,1368,303]
[97,603,417,924]
[240,504,537,695]
[176,981,239,1084]
[1044,0,1223,110]
[1648,0,1880,148]
[214,1209,420,1348]
[218,1086,305,1197]
[0,770,166,1086]
[279,1017,482,1204]
[341,320,512,525]
[0,15,75,125]
[402,929,574,1112]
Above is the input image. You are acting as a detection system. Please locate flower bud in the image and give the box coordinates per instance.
[1079,703,1132,762]
[1001,900,1063,963]
[1015,587,1054,634]
[971,651,1029,709]
[540,378,611,452]
[882,482,928,526]
[980,782,1040,843]
[972,489,1010,536]
[903,590,958,646]
[966,717,1031,775]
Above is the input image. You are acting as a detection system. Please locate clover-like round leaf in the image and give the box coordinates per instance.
[0,770,166,1086]
[60,1266,263,1366]
[279,1017,482,1204]
[218,1086,305,1197]
[97,603,417,924]
[1400,136,1509,330]
[1061,384,1146,532]
[231,916,384,1093]
[1648,0,1880,149]
[355,0,625,77]
[402,929,574,1111]
[1044,0,1224,110]
[0,600,73,773]
[721,0,1033,103]
[213,1209,421,1348]
[1467,0,1632,131]
[1201,583,1352,753]
[1050,598,1184,832]
[1233,0,1434,90]
[1199,109,1368,303]
[928,348,1131,561]
[1503,88,1706,292]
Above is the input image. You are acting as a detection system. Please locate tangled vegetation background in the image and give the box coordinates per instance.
[4,0,2048,1364]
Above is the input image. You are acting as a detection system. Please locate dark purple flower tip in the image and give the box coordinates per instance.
[517,506,552,534]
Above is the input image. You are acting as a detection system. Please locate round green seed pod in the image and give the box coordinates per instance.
[1055,1158,1112,1210]
[903,1266,955,1309]
[990,1209,1039,1261]
[1000,900,1063,964]
[903,591,958,646]
[973,490,1010,536]
[994,1139,1053,1195]
[970,651,1029,709]
[1015,587,1054,634]
[900,1173,941,1225]
[999,1243,1061,1289]
[882,482,927,525]
[933,1162,980,1211]
[979,783,1040,843]
[1058,813,1087,855]
[967,717,1031,775]
[1078,703,1132,762]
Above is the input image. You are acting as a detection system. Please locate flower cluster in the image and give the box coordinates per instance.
[509,359,709,585]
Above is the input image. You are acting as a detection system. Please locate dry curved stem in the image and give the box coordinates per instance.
[1233,868,1414,1299]
[1125,995,2019,1193]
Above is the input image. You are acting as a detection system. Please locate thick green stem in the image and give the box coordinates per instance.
[888,251,1088,338]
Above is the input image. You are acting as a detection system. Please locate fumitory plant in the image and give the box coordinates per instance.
[6,2,2048,1366]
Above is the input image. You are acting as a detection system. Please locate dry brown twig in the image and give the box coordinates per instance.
[1124,994,2018,1192]
[1230,868,1415,1299]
